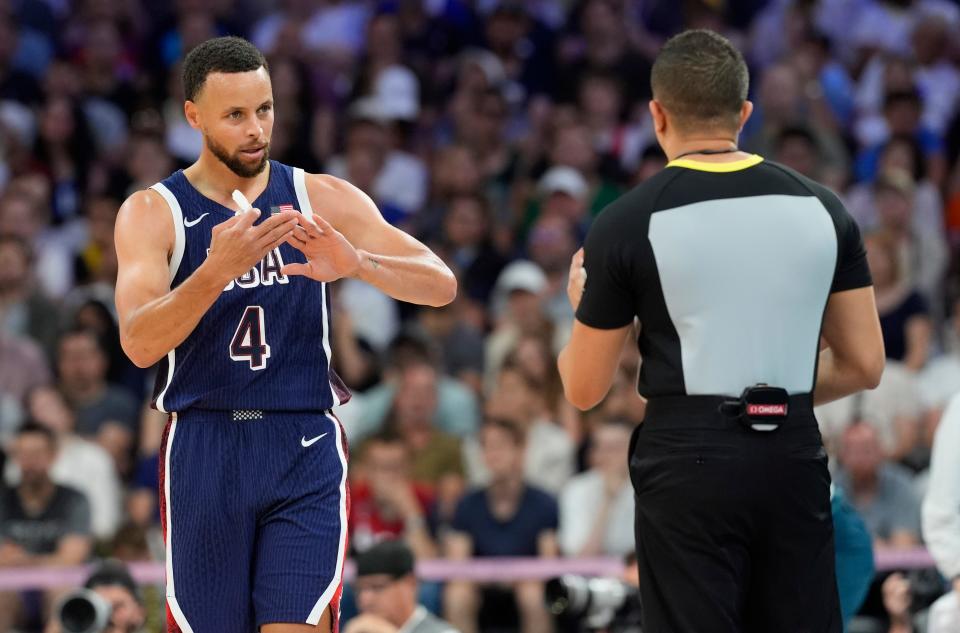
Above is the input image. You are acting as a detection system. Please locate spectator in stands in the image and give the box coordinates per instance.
[465,359,574,495]
[0,423,92,633]
[836,423,922,550]
[742,61,849,174]
[345,540,460,633]
[873,168,948,311]
[5,386,120,541]
[485,261,554,389]
[26,386,122,541]
[0,234,60,359]
[556,0,652,107]
[351,430,437,559]
[327,100,427,224]
[866,231,932,371]
[342,333,479,446]
[547,122,622,217]
[384,360,464,489]
[559,418,634,557]
[56,328,139,476]
[923,392,960,632]
[0,329,50,442]
[845,135,944,237]
[430,192,508,312]
[444,418,558,633]
[526,213,580,330]
[0,189,76,300]
[412,300,486,394]
[856,89,947,187]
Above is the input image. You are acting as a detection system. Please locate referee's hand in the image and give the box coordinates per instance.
[567,247,586,311]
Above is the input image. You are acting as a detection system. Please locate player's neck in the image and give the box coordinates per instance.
[186,150,271,205]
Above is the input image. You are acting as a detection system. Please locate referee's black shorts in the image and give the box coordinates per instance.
[629,394,842,633]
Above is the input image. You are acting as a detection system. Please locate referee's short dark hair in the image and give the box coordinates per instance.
[182,36,268,102]
[651,29,749,132]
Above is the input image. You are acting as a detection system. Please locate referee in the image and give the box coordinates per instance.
[558,30,885,633]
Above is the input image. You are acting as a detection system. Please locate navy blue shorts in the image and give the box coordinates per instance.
[159,409,350,632]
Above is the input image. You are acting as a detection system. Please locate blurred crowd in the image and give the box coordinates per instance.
[2,0,960,632]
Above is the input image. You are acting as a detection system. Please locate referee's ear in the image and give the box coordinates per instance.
[737,100,754,134]
[649,99,668,135]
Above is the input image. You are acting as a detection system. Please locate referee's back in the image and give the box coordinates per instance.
[557,28,885,633]
[576,154,871,399]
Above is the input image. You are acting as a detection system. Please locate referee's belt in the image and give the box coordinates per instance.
[645,387,814,432]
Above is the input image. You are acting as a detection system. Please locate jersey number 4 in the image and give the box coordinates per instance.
[230,306,271,370]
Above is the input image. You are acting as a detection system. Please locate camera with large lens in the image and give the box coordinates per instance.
[546,574,642,633]
[55,589,112,633]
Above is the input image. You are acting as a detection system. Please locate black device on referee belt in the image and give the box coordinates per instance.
[720,384,790,432]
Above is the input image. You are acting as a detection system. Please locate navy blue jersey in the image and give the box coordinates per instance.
[149,161,350,413]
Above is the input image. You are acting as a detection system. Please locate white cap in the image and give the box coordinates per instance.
[373,66,420,121]
[538,166,588,201]
[495,260,547,295]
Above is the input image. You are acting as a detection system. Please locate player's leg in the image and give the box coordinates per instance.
[254,412,349,632]
[160,413,258,632]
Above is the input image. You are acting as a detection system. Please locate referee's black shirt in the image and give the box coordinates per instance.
[576,154,872,399]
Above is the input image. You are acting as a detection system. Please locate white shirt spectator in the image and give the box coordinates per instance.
[928,591,960,633]
[919,352,960,411]
[922,392,960,581]
[558,471,634,557]
[338,278,399,352]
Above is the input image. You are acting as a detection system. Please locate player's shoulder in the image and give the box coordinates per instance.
[115,187,175,243]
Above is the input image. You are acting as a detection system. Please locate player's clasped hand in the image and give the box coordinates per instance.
[281,212,363,282]
[206,208,300,283]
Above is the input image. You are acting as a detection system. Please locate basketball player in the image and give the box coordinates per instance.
[113,37,456,633]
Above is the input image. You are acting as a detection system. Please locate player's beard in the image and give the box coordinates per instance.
[206,134,270,178]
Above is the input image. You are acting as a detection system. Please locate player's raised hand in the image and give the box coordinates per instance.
[206,209,299,284]
[282,212,363,282]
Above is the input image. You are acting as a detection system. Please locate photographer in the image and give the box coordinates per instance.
[45,559,145,633]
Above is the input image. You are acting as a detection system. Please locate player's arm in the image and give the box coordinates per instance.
[115,190,299,367]
[813,286,885,406]
[297,174,456,307]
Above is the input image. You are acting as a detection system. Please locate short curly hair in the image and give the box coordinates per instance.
[182,36,268,101]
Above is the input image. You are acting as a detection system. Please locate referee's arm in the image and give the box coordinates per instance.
[814,190,885,405]
[558,243,633,411]
[814,287,884,405]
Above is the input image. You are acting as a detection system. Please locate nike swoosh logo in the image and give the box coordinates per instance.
[301,433,328,447]
[183,213,209,228]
